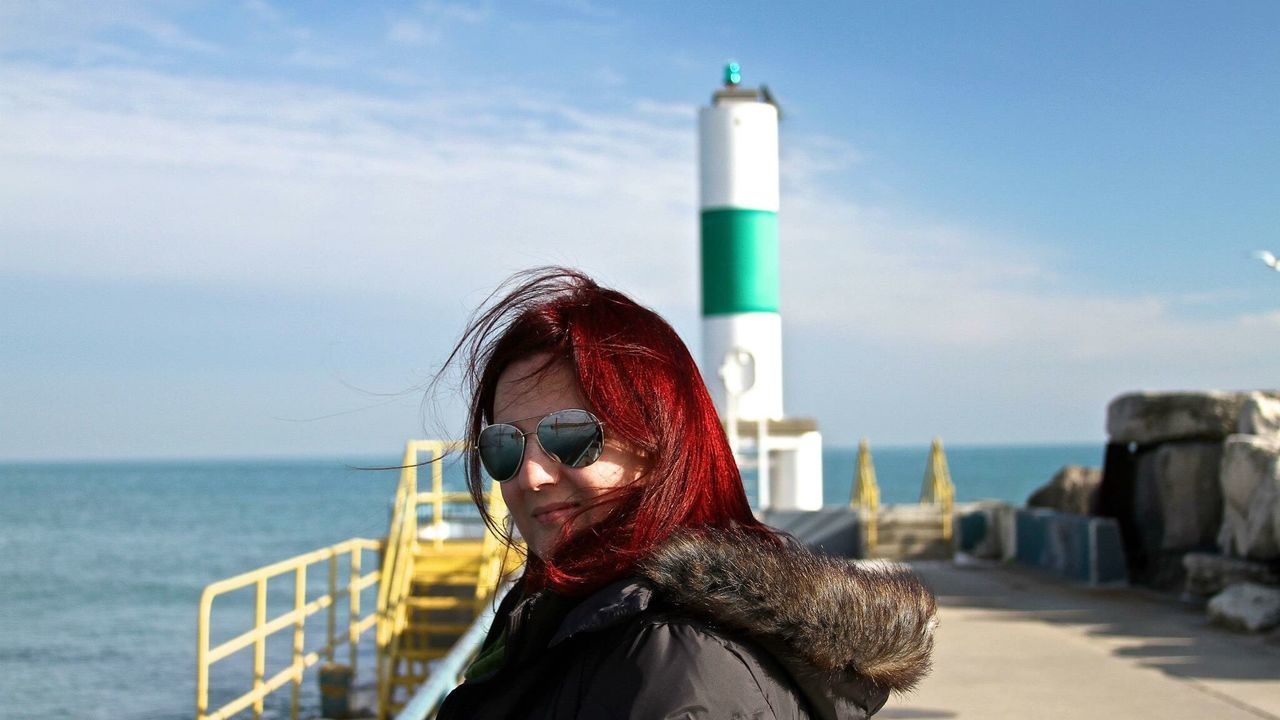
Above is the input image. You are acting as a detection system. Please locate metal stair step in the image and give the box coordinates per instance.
[404,594,476,604]
[411,571,481,584]
[403,622,471,634]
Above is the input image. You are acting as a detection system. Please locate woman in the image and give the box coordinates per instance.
[435,268,936,720]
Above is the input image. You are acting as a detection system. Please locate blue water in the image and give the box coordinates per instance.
[0,443,1100,719]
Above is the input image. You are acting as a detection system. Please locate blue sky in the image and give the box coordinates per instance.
[2,1,1278,460]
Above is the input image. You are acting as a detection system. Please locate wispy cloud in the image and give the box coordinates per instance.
[239,0,313,43]
[0,2,218,56]
[3,52,1275,450]
[0,63,695,307]
[386,1,492,47]
[591,65,626,88]
[241,0,284,24]
[285,47,347,68]
[387,18,433,46]
[425,0,493,25]
[534,0,619,20]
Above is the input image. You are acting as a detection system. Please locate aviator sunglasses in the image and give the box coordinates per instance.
[477,408,606,482]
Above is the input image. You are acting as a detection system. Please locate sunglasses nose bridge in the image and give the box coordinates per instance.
[527,428,562,465]
[510,427,560,487]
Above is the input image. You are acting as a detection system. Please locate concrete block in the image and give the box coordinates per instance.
[1014,509,1125,585]
[1092,520,1129,585]
[1108,391,1245,444]
[1218,435,1280,560]
[1207,582,1280,633]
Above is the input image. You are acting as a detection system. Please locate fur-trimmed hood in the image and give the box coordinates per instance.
[637,529,937,715]
[441,528,938,720]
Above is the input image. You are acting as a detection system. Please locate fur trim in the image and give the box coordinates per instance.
[639,530,937,693]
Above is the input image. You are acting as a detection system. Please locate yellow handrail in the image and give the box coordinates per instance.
[195,537,382,720]
[920,436,956,540]
[850,438,881,551]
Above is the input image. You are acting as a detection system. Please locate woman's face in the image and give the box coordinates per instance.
[492,354,644,558]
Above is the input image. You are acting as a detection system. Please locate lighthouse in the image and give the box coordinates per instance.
[698,62,783,421]
[698,63,823,511]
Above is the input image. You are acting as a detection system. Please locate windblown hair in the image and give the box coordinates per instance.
[444,267,773,595]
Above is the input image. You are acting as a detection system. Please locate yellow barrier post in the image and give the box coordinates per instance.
[850,438,881,553]
[919,436,956,541]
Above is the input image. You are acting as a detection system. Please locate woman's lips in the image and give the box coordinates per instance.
[531,501,579,525]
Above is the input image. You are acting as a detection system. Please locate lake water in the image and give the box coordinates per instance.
[0,443,1101,719]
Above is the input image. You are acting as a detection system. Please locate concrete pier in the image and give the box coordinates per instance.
[887,560,1280,719]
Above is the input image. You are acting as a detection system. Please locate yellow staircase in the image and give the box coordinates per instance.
[377,441,523,719]
[382,541,501,713]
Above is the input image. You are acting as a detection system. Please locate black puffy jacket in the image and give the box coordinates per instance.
[437,530,937,719]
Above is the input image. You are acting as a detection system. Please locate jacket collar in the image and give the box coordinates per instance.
[542,578,650,647]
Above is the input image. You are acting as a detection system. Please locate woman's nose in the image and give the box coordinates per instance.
[512,438,558,490]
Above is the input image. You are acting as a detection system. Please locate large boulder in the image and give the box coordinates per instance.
[1182,552,1280,598]
[1238,392,1280,437]
[1207,582,1280,633]
[1108,391,1246,444]
[1027,465,1101,516]
[1218,435,1280,560]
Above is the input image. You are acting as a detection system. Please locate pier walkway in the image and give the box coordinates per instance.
[887,560,1280,719]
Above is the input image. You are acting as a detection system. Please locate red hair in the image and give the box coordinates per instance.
[446,268,773,595]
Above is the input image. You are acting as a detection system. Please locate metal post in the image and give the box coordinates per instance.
[719,348,755,504]
[432,445,445,550]
[254,578,267,720]
[327,553,337,663]
[350,548,361,671]
[292,565,306,720]
[756,417,770,510]
[196,592,212,720]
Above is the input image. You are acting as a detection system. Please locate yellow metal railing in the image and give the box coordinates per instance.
[195,441,516,720]
[850,438,881,551]
[196,537,382,720]
[919,436,956,541]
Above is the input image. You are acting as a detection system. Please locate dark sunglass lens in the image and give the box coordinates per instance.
[538,410,604,469]
[478,424,524,481]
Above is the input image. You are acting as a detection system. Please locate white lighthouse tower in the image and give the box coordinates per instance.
[698,63,824,511]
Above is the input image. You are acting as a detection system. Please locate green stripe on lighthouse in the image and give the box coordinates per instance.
[700,208,779,315]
